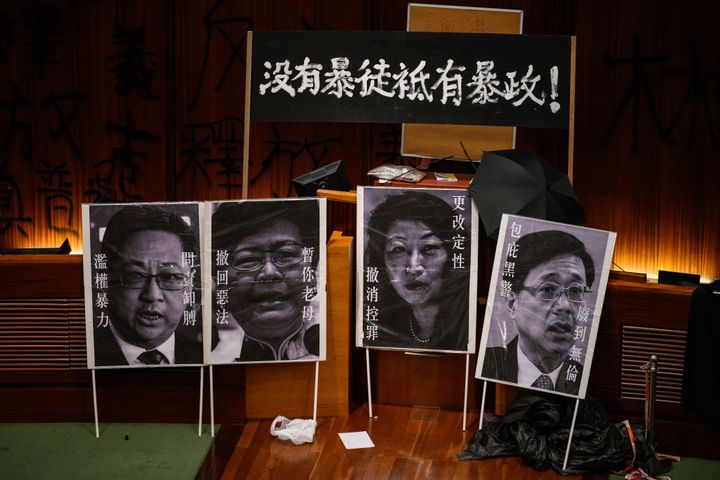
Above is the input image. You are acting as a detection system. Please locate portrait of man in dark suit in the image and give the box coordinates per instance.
[480,228,596,395]
[86,204,203,368]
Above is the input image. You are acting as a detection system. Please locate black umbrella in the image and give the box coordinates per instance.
[468,149,585,239]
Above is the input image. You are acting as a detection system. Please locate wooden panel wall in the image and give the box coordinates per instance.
[572,0,720,281]
[0,0,170,250]
[587,280,719,459]
[0,255,240,423]
[2,0,717,282]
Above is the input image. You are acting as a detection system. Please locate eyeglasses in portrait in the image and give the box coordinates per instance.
[82,202,204,369]
[206,198,327,364]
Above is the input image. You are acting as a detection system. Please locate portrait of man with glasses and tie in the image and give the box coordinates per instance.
[477,215,616,397]
[83,203,204,368]
[208,199,326,363]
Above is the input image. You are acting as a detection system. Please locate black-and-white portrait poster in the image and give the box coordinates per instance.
[205,198,327,364]
[82,202,204,369]
[475,214,616,398]
[356,187,478,353]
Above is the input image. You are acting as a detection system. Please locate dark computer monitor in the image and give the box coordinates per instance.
[658,270,700,286]
[292,160,351,197]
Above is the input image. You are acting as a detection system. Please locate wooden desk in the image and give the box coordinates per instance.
[373,172,473,189]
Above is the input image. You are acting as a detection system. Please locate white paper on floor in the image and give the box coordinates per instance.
[338,431,375,449]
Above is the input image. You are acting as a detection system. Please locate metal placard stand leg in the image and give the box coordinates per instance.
[477,379,582,472]
[462,353,470,431]
[562,398,581,471]
[365,348,471,430]
[92,369,99,438]
[478,380,488,431]
[92,367,205,438]
[312,361,320,423]
[366,349,373,418]
[198,366,204,436]
[210,365,215,437]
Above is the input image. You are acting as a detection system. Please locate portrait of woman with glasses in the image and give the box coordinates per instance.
[84,203,203,368]
[479,225,607,396]
[209,199,325,363]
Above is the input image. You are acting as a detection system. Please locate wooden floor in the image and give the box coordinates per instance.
[203,404,608,480]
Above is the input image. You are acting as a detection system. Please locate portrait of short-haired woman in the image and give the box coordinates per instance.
[209,198,326,363]
[357,187,477,353]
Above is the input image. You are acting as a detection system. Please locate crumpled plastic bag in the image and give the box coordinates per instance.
[458,393,671,477]
[270,416,317,445]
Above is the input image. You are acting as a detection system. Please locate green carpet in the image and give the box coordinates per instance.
[609,457,720,480]
[0,423,216,480]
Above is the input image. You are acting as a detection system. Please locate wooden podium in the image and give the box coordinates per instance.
[244,231,354,418]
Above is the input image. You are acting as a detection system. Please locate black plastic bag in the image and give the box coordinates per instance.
[458,393,665,476]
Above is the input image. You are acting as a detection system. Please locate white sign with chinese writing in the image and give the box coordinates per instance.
[82,202,204,369]
[356,187,478,354]
[204,198,327,364]
[476,214,616,399]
